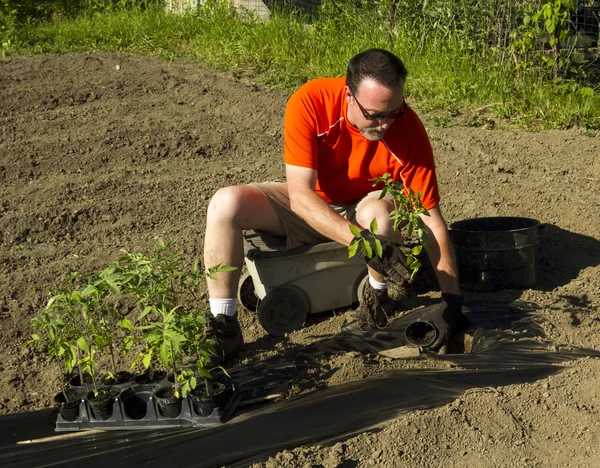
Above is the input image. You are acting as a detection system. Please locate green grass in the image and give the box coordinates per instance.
[2,2,599,129]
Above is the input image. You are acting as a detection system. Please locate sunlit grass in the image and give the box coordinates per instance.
[2,2,599,129]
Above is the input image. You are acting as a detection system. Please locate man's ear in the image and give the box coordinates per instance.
[344,86,353,104]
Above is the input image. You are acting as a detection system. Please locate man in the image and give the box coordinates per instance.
[203,48,467,362]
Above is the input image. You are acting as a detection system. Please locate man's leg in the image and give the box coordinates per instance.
[349,195,406,329]
[204,184,286,299]
[352,196,400,283]
[203,184,286,361]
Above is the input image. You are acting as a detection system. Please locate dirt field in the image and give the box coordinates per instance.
[1,53,600,467]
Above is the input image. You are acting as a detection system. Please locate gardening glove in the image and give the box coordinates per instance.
[355,229,412,300]
[416,293,470,354]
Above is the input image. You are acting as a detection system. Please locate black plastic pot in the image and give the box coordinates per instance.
[189,382,226,417]
[121,387,150,420]
[449,217,541,292]
[154,386,182,418]
[134,370,167,385]
[54,387,88,422]
[404,321,437,347]
[87,387,120,421]
[102,371,133,386]
[68,372,93,387]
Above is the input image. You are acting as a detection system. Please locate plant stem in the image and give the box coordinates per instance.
[76,349,83,386]
[109,341,117,376]
[89,345,98,395]
[170,346,180,397]
[57,361,67,399]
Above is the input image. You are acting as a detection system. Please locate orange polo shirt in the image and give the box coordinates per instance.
[283,77,439,209]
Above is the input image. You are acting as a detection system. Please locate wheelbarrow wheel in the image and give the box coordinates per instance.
[238,272,259,313]
[258,285,310,337]
[356,274,370,305]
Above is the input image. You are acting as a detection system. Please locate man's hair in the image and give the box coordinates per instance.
[346,48,408,95]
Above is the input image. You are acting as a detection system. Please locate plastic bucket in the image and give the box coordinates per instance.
[449,217,540,292]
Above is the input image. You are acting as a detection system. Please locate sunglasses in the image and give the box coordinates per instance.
[353,95,407,122]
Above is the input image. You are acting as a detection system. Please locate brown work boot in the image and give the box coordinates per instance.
[207,314,244,365]
[353,284,400,330]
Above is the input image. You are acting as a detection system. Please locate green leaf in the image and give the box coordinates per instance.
[362,239,373,258]
[141,350,152,369]
[102,274,122,294]
[76,337,89,354]
[411,245,423,255]
[131,353,142,370]
[348,241,359,258]
[164,329,186,344]
[81,284,97,297]
[120,318,133,331]
[94,335,106,349]
[122,336,133,355]
[349,225,361,238]
[138,306,154,322]
[369,218,378,234]
[374,239,383,258]
[70,291,83,303]
[158,341,171,367]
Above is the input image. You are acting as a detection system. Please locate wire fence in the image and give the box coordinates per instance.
[230,0,599,50]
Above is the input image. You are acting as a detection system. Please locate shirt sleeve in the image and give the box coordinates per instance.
[283,83,320,170]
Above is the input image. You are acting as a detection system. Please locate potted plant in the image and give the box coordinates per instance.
[144,265,232,418]
[142,305,188,417]
[46,281,122,420]
[187,357,227,417]
[26,310,86,421]
[26,240,235,424]
[178,311,228,417]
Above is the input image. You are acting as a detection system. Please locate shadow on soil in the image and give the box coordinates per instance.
[537,224,600,291]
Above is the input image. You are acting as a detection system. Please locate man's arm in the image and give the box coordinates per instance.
[420,206,461,295]
[286,164,356,246]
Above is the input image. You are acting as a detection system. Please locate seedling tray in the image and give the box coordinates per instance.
[55,381,240,432]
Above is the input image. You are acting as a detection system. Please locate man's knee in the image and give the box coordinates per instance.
[207,186,248,223]
[355,198,394,231]
[207,185,283,234]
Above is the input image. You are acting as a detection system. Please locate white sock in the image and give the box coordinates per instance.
[208,298,237,317]
[369,274,388,291]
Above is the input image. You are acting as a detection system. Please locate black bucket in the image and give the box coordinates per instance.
[449,217,540,292]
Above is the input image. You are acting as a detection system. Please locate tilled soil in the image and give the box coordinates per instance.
[1,53,599,467]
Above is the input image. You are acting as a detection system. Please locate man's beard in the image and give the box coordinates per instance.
[360,126,386,141]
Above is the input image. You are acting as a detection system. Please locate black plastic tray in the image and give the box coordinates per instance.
[55,380,240,432]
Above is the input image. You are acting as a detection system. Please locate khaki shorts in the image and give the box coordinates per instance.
[250,182,392,250]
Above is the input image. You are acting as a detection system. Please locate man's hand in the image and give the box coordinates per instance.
[417,293,469,353]
[355,229,412,299]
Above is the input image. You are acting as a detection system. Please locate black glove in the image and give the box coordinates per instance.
[355,230,412,299]
[416,293,469,353]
